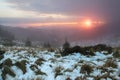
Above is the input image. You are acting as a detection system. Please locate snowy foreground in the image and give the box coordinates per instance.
[0,46,120,80]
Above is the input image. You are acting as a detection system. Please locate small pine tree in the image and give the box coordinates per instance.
[25,38,32,47]
[63,40,70,50]
[43,42,51,48]
[61,39,71,56]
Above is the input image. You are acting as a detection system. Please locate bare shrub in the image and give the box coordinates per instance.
[35,58,45,65]
[104,60,117,68]
[15,60,27,74]
[54,66,63,78]
[75,76,87,80]
[80,64,93,75]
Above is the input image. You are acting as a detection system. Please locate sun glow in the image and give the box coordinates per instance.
[84,20,92,27]
[22,22,78,27]
[19,18,104,28]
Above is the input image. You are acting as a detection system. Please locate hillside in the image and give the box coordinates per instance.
[0,45,120,80]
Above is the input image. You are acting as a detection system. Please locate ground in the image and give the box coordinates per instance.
[0,45,120,80]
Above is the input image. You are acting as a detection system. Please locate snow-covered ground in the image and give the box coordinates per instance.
[0,46,120,80]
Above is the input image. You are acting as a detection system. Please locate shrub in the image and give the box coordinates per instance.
[54,66,63,78]
[104,60,117,68]
[82,51,95,56]
[35,58,45,65]
[75,77,81,80]
[49,58,57,63]
[34,77,43,80]
[48,48,55,52]
[94,76,101,80]
[71,46,81,53]
[0,50,5,55]
[66,77,71,80]
[15,60,27,74]
[94,44,113,53]
[61,45,95,56]
[30,64,46,75]
[80,64,93,75]
[3,58,13,67]
[94,44,107,51]
[78,60,84,63]
[61,48,72,56]
[75,76,87,80]
[30,64,38,71]
[2,65,16,80]
[106,47,113,54]
[35,70,46,75]
[113,50,120,58]
[54,54,61,58]
[0,63,3,69]
[0,55,4,60]
[100,73,110,79]
[64,68,73,72]
[63,40,70,50]
[61,44,112,56]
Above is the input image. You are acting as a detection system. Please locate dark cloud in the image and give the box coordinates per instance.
[7,0,120,20]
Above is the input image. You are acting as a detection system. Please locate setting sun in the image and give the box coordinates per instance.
[84,19,92,27]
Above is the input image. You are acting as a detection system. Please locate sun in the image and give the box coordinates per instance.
[84,19,92,27]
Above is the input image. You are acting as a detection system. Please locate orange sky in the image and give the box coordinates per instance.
[19,19,104,29]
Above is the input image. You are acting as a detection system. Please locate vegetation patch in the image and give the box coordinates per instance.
[0,50,5,55]
[80,64,93,75]
[113,50,120,58]
[64,68,73,72]
[30,64,46,75]
[54,66,64,78]
[103,59,117,68]
[0,55,4,60]
[30,64,38,71]
[35,58,45,65]
[3,58,13,67]
[15,60,27,74]
[94,73,117,80]
[49,58,57,63]
[75,76,87,80]
[61,43,113,56]
[2,65,16,80]
[0,63,3,69]
[66,77,71,80]
[54,54,61,58]
[35,70,46,75]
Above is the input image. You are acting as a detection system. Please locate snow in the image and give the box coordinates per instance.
[0,46,120,80]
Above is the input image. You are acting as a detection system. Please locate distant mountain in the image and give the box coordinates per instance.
[0,25,14,40]
[0,24,119,47]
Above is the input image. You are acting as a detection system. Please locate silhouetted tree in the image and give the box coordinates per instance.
[43,42,51,48]
[25,38,32,47]
[62,39,71,56]
[63,39,70,50]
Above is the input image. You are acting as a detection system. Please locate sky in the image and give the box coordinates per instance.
[0,0,120,29]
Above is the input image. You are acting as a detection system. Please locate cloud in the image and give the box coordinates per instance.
[6,0,120,21]
[1,0,120,28]
[6,0,101,16]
